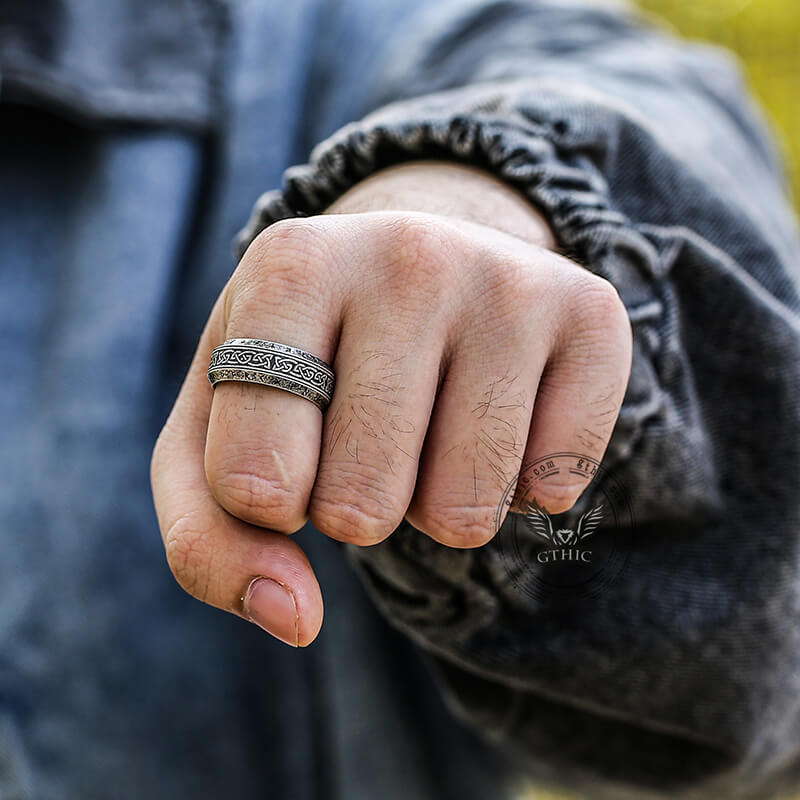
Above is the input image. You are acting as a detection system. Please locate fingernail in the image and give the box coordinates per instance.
[244,577,299,647]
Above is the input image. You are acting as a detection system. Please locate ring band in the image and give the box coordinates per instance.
[207,338,335,411]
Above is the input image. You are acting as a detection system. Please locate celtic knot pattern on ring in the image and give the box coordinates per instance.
[207,339,335,411]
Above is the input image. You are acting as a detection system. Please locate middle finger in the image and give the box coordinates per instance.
[309,304,446,545]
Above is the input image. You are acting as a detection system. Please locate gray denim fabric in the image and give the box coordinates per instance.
[0,0,229,127]
[1,1,800,798]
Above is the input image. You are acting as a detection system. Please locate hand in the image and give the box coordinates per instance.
[150,161,632,647]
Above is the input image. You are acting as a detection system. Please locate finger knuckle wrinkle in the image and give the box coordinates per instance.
[250,216,314,254]
[420,503,498,548]
[484,253,531,306]
[532,478,587,514]
[235,218,336,297]
[388,215,453,280]
[215,469,304,524]
[164,514,214,602]
[313,489,402,545]
[575,274,627,324]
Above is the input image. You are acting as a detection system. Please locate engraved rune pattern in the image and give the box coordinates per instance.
[207,339,335,410]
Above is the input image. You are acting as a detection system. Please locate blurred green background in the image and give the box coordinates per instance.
[638,0,799,210]
[520,8,799,800]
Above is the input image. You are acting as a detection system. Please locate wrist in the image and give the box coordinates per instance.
[323,160,556,250]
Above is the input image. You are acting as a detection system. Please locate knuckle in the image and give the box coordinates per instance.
[361,214,461,327]
[458,254,542,348]
[393,213,445,260]
[164,513,215,603]
[572,273,628,328]
[488,255,540,319]
[530,477,587,515]
[210,464,307,531]
[311,500,398,545]
[311,475,405,545]
[382,214,456,291]
[233,218,338,301]
[246,217,326,265]
[412,502,498,548]
[552,271,632,363]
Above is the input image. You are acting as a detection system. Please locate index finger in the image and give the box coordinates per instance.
[150,289,324,647]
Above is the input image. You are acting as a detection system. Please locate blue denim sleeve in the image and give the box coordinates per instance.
[236,1,800,796]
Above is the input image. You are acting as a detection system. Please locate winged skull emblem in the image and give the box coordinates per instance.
[524,503,604,546]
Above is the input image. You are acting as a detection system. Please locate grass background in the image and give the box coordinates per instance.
[521,1,798,797]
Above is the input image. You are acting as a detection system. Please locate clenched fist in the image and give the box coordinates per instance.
[151,161,632,647]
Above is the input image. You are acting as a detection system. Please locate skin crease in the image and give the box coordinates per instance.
[150,159,633,647]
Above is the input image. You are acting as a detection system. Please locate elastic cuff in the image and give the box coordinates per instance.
[235,81,655,283]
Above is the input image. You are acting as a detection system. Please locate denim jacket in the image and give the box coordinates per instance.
[1,1,799,798]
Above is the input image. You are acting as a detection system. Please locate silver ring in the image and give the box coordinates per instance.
[207,338,335,411]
